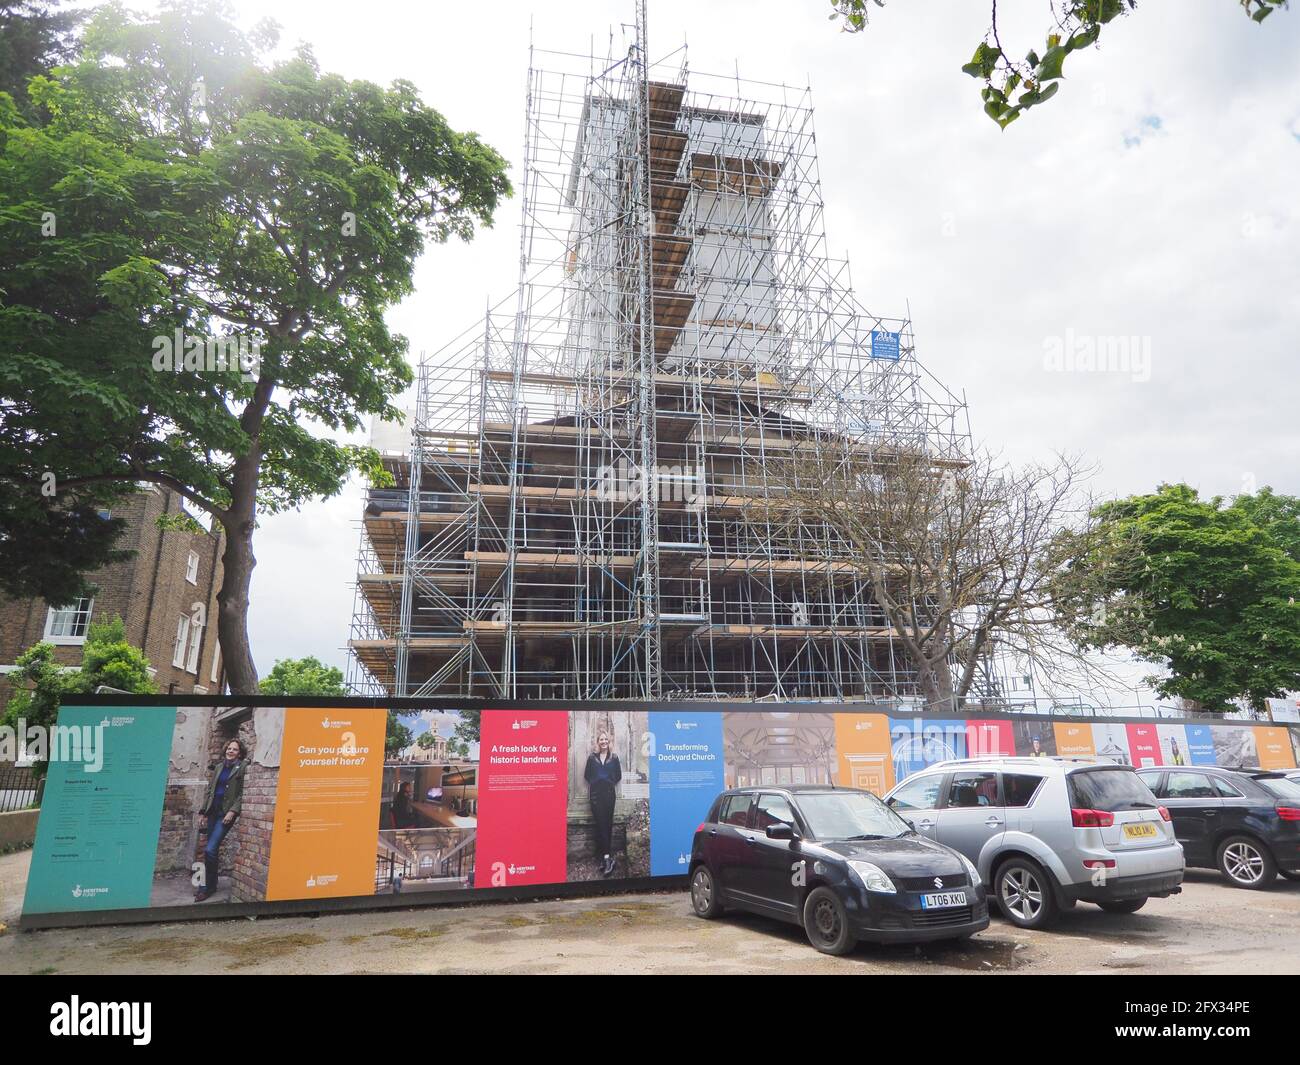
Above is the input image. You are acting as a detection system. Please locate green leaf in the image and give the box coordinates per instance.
[1067,26,1101,51]
[1036,45,1068,81]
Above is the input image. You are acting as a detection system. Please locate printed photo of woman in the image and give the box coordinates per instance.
[565,710,650,882]
[585,728,622,878]
[195,738,248,903]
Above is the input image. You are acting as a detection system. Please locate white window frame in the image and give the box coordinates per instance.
[185,551,200,585]
[210,643,222,685]
[172,615,190,669]
[44,598,94,645]
[185,614,204,674]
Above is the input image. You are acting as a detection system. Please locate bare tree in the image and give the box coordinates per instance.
[748,442,1136,711]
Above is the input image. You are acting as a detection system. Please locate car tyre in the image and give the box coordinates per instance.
[1097,897,1147,914]
[802,886,856,956]
[995,857,1059,930]
[689,864,724,918]
[1216,836,1276,890]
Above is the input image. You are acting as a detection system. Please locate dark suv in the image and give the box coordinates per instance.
[1136,766,1300,889]
[688,785,989,955]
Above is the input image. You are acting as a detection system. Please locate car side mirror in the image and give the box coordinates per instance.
[765,823,796,841]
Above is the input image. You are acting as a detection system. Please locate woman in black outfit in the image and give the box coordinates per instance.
[584,728,621,877]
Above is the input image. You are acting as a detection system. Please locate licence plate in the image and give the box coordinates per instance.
[1123,822,1158,840]
[920,891,967,909]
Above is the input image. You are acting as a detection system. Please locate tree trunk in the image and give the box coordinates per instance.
[215,452,261,694]
[216,517,258,693]
[918,659,956,713]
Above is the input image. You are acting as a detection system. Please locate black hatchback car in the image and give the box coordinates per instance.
[689,785,989,954]
[1136,766,1300,889]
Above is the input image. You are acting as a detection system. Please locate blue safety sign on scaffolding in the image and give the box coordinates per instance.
[870,329,901,360]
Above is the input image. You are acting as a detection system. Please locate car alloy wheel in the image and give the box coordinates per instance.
[690,866,724,918]
[691,868,713,913]
[1001,867,1043,923]
[1222,841,1265,886]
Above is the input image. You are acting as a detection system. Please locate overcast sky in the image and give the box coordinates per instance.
[141,1,1299,691]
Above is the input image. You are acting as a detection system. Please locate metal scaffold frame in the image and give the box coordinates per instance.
[347,11,976,703]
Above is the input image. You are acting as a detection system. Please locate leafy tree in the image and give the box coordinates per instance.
[2,615,158,775]
[452,707,480,748]
[257,655,346,697]
[0,0,84,115]
[0,491,133,604]
[1229,487,1300,564]
[385,713,412,756]
[0,1,511,693]
[415,731,435,749]
[1061,484,1300,713]
[829,1,1290,128]
[76,615,157,694]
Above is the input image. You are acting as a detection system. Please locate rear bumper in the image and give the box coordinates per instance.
[1062,869,1184,904]
[1271,840,1300,872]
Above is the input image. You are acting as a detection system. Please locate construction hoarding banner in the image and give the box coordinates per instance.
[20,698,1300,927]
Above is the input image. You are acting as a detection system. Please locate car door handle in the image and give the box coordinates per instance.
[708,828,718,836]
[1205,811,1217,817]
[744,836,756,845]
[984,816,1003,827]
[916,819,934,828]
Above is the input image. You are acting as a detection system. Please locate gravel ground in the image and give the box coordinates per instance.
[1,848,1297,975]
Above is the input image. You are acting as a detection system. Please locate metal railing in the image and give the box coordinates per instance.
[0,764,44,813]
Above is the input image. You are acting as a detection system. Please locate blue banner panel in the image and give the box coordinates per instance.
[648,711,725,876]
[889,717,968,783]
[23,706,176,914]
[1183,724,1218,766]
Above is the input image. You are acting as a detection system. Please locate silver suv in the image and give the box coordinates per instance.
[882,756,1184,929]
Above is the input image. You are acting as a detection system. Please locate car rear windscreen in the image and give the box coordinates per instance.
[1256,776,1300,802]
[1067,767,1159,811]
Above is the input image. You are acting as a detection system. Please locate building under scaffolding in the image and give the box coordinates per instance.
[347,9,976,702]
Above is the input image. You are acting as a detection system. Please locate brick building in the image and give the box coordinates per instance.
[0,485,225,702]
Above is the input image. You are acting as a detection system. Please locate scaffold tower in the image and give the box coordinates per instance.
[347,5,975,702]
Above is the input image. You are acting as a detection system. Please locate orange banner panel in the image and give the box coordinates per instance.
[833,713,894,795]
[1255,726,1298,770]
[1054,722,1096,758]
[266,708,386,902]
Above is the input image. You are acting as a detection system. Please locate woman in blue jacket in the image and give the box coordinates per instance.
[584,728,622,877]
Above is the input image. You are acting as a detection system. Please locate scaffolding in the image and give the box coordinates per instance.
[347,5,975,702]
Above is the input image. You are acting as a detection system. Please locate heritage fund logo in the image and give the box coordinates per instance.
[511,719,539,730]
[490,860,536,885]
[49,996,151,1045]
